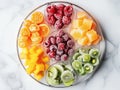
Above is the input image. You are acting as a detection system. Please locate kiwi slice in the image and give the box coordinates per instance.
[65,64,73,71]
[79,48,89,54]
[46,77,60,85]
[89,48,100,58]
[54,64,64,74]
[61,70,74,83]
[63,79,74,86]
[91,58,99,66]
[84,63,93,73]
[47,66,58,79]
[72,60,82,70]
[73,53,80,60]
[78,67,86,75]
[82,54,91,63]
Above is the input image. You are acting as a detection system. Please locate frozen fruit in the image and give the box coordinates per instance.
[56,50,64,56]
[62,34,69,41]
[49,36,56,45]
[31,11,44,24]
[67,40,74,48]
[46,5,56,15]
[62,16,71,25]
[56,36,63,44]
[55,55,61,61]
[54,10,63,20]
[61,54,68,61]
[44,39,51,48]
[29,24,40,32]
[49,51,56,58]
[55,19,63,29]
[64,5,73,17]
[50,45,57,51]
[57,29,65,37]
[58,43,65,50]
[47,15,56,25]
[68,48,74,56]
[56,4,65,10]
[46,48,50,54]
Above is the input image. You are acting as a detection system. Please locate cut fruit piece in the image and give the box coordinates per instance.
[42,56,50,63]
[77,56,83,62]
[79,48,89,54]
[72,19,83,29]
[89,48,100,58]
[80,18,93,31]
[86,29,98,42]
[31,32,43,43]
[77,12,87,20]
[77,36,89,46]
[34,71,44,80]
[47,67,58,79]
[73,53,80,60]
[20,27,30,37]
[23,20,32,27]
[31,11,44,24]
[46,77,60,85]
[63,79,74,86]
[72,60,82,70]
[84,63,93,74]
[70,29,81,40]
[65,65,73,71]
[18,40,29,48]
[78,67,86,75]
[39,24,50,37]
[54,64,64,74]
[92,35,101,45]
[18,36,29,42]
[29,24,40,32]
[82,54,91,63]
[91,58,99,66]
[61,70,74,83]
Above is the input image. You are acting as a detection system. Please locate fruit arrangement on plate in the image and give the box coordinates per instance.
[17,1,105,87]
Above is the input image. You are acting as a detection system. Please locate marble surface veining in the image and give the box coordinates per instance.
[0,0,120,90]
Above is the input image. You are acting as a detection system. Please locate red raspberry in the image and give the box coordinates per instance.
[64,5,73,17]
[56,36,63,44]
[62,16,71,25]
[56,4,65,10]
[46,5,56,15]
[61,54,68,61]
[49,51,56,58]
[47,15,56,25]
[54,10,63,20]
[55,19,63,29]
[58,43,65,50]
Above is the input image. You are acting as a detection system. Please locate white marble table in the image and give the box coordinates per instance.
[0,0,120,90]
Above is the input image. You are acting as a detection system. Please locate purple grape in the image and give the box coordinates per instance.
[56,36,63,44]
[68,48,74,56]
[61,54,68,61]
[62,34,69,41]
[67,40,74,48]
[49,36,56,45]
[49,45,57,51]
[55,55,61,61]
[57,50,64,55]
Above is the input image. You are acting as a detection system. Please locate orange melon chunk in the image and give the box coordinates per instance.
[92,35,101,45]
[80,18,93,31]
[77,36,89,46]
[77,12,87,19]
[72,19,83,29]
[86,29,98,42]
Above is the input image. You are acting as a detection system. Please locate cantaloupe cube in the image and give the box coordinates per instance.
[44,64,49,70]
[34,71,44,80]
[92,35,101,45]
[80,18,93,31]
[86,29,98,42]
[42,56,49,63]
[26,63,36,74]
[72,19,83,28]
[77,36,89,46]
[77,12,87,19]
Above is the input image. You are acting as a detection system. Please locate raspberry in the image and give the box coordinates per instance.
[46,5,56,15]
[62,16,71,25]
[50,45,57,51]
[61,54,68,61]
[55,19,63,29]
[47,15,56,25]
[58,43,65,50]
[55,55,61,61]
[46,48,50,54]
[54,10,63,20]
[44,39,51,48]
[64,5,73,17]
[56,36,63,44]
[56,4,65,10]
